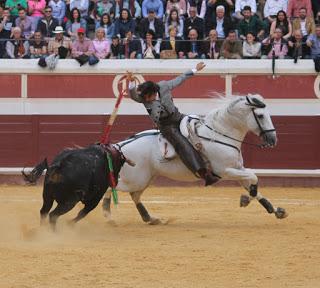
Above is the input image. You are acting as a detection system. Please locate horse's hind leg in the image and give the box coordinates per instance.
[102,190,112,220]
[40,186,54,225]
[49,200,77,231]
[130,191,161,225]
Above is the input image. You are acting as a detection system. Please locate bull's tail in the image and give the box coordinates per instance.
[22,158,48,184]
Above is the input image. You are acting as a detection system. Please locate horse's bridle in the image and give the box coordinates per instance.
[245,96,276,137]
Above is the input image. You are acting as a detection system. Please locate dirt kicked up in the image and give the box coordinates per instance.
[0,185,320,288]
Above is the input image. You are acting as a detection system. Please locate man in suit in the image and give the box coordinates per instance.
[183,28,204,58]
[205,5,233,38]
[126,62,220,186]
[184,5,205,39]
[37,6,59,38]
[138,8,163,40]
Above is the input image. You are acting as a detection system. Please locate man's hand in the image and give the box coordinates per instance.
[196,62,206,71]
[126,71,136,82]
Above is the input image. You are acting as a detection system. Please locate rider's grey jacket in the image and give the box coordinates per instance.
[129,70,195,126]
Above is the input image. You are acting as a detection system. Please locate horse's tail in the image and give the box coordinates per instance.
[22,158,48,184]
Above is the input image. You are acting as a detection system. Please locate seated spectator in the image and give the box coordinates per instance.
[37,6,59,38]
[48,26,72,58]
[312,0,320,22]
[270,10,292,40]
[29,30,47,58]
[0,7,15,58]
[65,7,87,40]
[15,7,35,38]
[186,0,206,19]
[165,8,183,38]
[49,0,66,25]
[166,0,187,17]
[306,24,320,59]
[202,29,221,59]
[184,5,205,39]
[96,13,115,39]
[220,30,242,59]
[114,8,136,38]
[288,29,311,60]
[5,26,29,58]
[160,25,184,58]
[262,27,288,59]
[234,0,257,20]
[238,6,266,41]
[114,0,141,19]
[242,31,261,58]
[287,0,312,19]
[263,0,287,30]
[92,27,111,59]
[142,0,163,18]
[122,30,142,58]
[138,8,163,39]
[205,0,234,19]
[183,28,204,58]
[70,0,89,18]
[28,0,45,28]
[205,5,233,39]
[95,0,114,19]
[141,29,159,58]
[292,7,315,40]
[110,35,124,58]
[5,0,27,17]
[71,27,94,65]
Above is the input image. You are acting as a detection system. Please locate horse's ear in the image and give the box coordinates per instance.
[245,95,266,108]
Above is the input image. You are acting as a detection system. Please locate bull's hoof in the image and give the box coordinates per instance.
[240,194,251,207]
[148,217,162,225]
[275,207,288,219]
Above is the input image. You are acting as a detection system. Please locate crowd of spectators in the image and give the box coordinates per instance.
[0,0,320,62]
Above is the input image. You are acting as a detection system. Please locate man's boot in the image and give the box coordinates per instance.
[198,168,220,186]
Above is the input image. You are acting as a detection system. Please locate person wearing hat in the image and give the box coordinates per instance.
[47,25,72,58]
[126,62,220,186]
[142,0,163,18]
[71,27,94,65]
[138,7,163,40]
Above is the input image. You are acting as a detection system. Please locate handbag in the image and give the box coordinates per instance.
[160,49,177,59]
[88,54,100,65]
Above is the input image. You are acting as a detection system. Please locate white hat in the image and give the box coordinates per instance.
[52,26,64,34]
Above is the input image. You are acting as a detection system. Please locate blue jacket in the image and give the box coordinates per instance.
[114,18,136,38]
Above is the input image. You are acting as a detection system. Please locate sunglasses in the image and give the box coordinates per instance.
[45,10,52,13]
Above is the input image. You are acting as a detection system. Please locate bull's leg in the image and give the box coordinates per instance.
[223,168,288,219]
[130,191,161,225]
[72,194,102,223]
[102,190,112,220]
[40,186,54,225]
[49,200,78,231]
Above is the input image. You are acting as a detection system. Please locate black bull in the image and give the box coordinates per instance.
[22,144,126,230]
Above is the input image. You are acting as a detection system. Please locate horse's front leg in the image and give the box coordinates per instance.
[223,168,288,219]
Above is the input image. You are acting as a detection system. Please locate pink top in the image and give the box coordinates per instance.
[287,0,312,18]
[71,38,94,57]
[28,0,46,17]
[92,38,111,59]
[267,39,288,59]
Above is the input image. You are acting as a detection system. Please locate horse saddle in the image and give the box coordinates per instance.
[158,115,201,160]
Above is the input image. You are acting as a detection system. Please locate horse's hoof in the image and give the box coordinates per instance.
[148,217,162,225]
[275,207,288,219]
[240,194,251,207]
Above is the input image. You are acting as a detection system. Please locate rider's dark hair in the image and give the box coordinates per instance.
[137,81,159,98]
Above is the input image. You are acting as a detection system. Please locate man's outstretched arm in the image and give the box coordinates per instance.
[166,62,206,90]
[126,71,143,103]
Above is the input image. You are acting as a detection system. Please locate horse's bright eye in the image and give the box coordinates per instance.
[257,115,264,119]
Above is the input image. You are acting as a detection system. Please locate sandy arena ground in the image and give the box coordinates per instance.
[0,185,320,288]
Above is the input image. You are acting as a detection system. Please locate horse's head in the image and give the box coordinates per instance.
[229,94,277,147]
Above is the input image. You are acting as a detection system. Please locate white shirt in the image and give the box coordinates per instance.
[235,0,257,13]
[216,18,225,38]
[300,20,307,36]
[263,0,288,17]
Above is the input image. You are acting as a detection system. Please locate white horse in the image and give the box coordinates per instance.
[103,94,288,224]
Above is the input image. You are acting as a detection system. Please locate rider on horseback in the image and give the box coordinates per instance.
[126,62,219,186]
